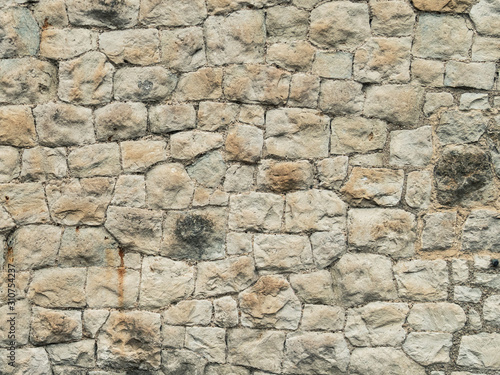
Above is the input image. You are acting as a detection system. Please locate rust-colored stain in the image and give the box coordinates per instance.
[6,246,13,264]
[42,18,51,30]
[118,248,125,308]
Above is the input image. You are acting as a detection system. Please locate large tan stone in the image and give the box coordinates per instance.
[99,29,160,65]
[21,147,67,181]
[139,0,207,26]
[146,163,194,209]
[331,116,387,154]
[31,307,82,345]
[114,66,177,102]
[0,183,50,224]
[95,102,147,141]
[120,140,167,173]
[229,192,283,232]
[161,27,206,72]
[40,28,96,59]
[257,160,313,192]
[254,234,313,272]
[0,106,36,147]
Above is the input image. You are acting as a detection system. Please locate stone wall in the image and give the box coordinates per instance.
[0,0,499,374]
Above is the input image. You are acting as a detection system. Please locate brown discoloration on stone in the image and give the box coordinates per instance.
[263,162,313,193]
[31,308,82,345]
[0,106,37,147]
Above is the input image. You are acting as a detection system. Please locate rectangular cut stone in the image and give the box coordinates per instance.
[254,234,313,272]
[445,61,496,90]
[458,333,500,369]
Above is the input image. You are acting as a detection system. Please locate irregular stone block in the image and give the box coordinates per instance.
[316,156,348,190]
[454,286,482,303]
[0,105,36,147]
[458,333,500,369]
[370,2,415,37]
[0,183,50,224]
[0,146,20,182]
[254,234,313,272]
[87,267,140,308]
[472,36,500,61]
[445,61,496,90]
[120,140,167,173]
[214,296,239,328]
[0,8,40,58]
[225,124,263,163]
[412,0,475,12]
[160,27,206,72]
[161,349,207,375]
[403,333,452,365]
[390,126,433,167]
[0,299,30,346]
[267,41,315,71]
[146,163,194,209]
[350,347,425,375]
[164,300,212,326]
[460,93,490,110]
[175,67,223,101]
[21,147,67,181]
[288,73,320,108]
[205,365,250,375]
[99,29,160,65]
[313,51,352,79]
[150,103,196,134]
[422,212,456,250]
[257,160,313,193]
[171,131,224,160]
[68,143,121,177]
[31,307,82,345]
[484,295,500,328]
[187,152,225,188]
[424,92,454,116]
[408,303,466,332]
[47,340,96,368]
[412,59,445,87]
[290,270,335,304]
[462,209,500,252]
[114,66,177,101]
[139,0,207,26]
[33,0,69,27]
[266,5,308,41]
[185,327,226,363]
[301,305,345,331]
[229,192,283,231]
[0,348,51,374]
[95,102,147,141]
[331,116,387,155]
[310,226,347,269]
[319,80,364,116]
[111,175,145,208]
[470,0,500,37]
[198,101,239,131]
[40,28,96,59]
[394,260,449,301]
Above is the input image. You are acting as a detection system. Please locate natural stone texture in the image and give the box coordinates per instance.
[21,147,67,181]
[115,66,177,102]
[422,212,456,251]
[46,340,95,368]
[99,29,159,65]
[171,131,224,160]
[331,116,387,155]
[139,0,207,26]
[162,349,207,375]
[319,79,364,116]
[266,5,308,42]
[470,0,500,37]
[226,124,263,162]
[342,168,404,207]
[239,104,264,125]
[120,140,166,173]
[412,0,475,12]
[254,234,313,272]
[161,27,206,72]
[462,210,500,252]
[0,183,50,224]
[175,67,223,101]
[46,178,114,225]
[458,333,500,369]
[163,300,212,326]
[445,61,496,90]
[460,93,490,110]
[140,257,195,308]
[345,302,409,347]
[370,1,415,37]
[310,2,370,50]
[229,192,283,231]
[394,260,449,301]
[68,143,121,177]
[33,102,94,146]
[198,101,239,131]
[413,14,472,60]
[205,365,250,375]
[58,52,114,105]
[265,108,329,159]
[408,303,466,332]
[0,146,20,182]
[0,299,30,346]
[313,52,352,79]
[434,145,493,206]
[332,253,397,306]
[350,347,425,375]
[146,163,194,210]
[454,286,482,303]
[228,329,285,373]
[205,10,265,65]
[0,348,52,374]
[288,73,320,108]
[473,37,500,61]
[97,311,161,370]
[111,175,145,208]
[84,310,109,338]
[348,208,416,258]
[257,160,313,192]
[424,92,454,116]
[214,296,239,327]
[390,126,433,167]
[185,327,226,363]
[317,157,348,190]
[86,267,140,308]
[223,64,290,105]
[0,106,36,147]
[403,333,452,365]
[195,256,257,297]
[412,59,445,87]
[162,325,185,349]
[452,259,469,283]
[187,152,226,188]
[150,103,196,134]
[224,164,255,192]
[8,225,62,270]
[31,307,82,345]
[290,271,335,304]
[33,0,69,27]
[95,102,147,141]
[40,28,96,59]
[0,207,15,233]
[226,232,252,255]
[267,41,315,71]
[0,8,39,58]
[0,58,57,104]
[301,305,345,331]
[310,226,347,269]
[484,295,500,327]
[364,85,424,126]
[283,332,349,374]
[67,0,140,28]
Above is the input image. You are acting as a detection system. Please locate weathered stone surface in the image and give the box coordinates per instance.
[0,207,15,233]
[226,124,263,162]
[301,305,345,331]
[254,234,312,272]
[331,116,386,155]
[408,303,466,332]
[404,333,452,365]
[424,92,454,116]
[139,0,207,26]
[171,131,224,160]
[162,349,207,375]
[412,59,445,87]
[205,10,265,65]
[394,260,449,301]
[310,226,347,269]
[198,101,238,131]
[47,340,95,368]
[290,271,335,304]
[120,140,167,173]
[163,300,212,326]
[100,29,159,65]
[83,310,109,338]
[239,104,264,125]
[458,333,500,369]
[33,0,69,27]
[115,66,177,101]
[146,163,194,209]
[434,145,493,206]
[224,164,255,192]
[422,212,456,250]
[319,79,364,116]
[59,52,114,105]
[0,146,20,182]
[21,147,67,181]
[162,325,185,349]
[462,210,500,252]
[97,311,161,370]
[0,348,52,375]
[161,27,206,72]
[68,143,121,177]
[473,36,500,61]
[452,259,469,284]
[67,0,140,28]
[205,364,250,375]
[266,5,308,41]
[0,58,57,104]
[229,192,283,231]
[196,256,257,297]
[460,93,490,110]
[265,108,329,159]
[313,52,352,79]
[364,85,424,126]
[175,67,223,101]
[470,0,500,37]
[484,295,500,327]
[111,175,145,208]
[316,157,348,190]
[226,232,252,255]
[332,253,397,306]
[439,111,488,146]
[140,257,195,308]
[310,2,369,50]
[257,160,313,192]
[445,61,496,90]
[187,152,226,188]
[0,106,36,147]
[40,28,96,59]
[87,267,140,308]
[0,8,39,58]
[214,296,239,327]
[390,127,433,167]
[223,64,290,105]
[412,0,475,12]
[288,73,320,108]
[95,102,147,141]
[345,302,408,347]
[0,299,30,346]
[454,286,482,303]
[370,2,415,37]
[0,183,50,224]
[228,329,285,373]
[185,327,226,363]
[31,307,82,345]
[351,347,425,375]
[150,104,196,134]
[267,41,315,71]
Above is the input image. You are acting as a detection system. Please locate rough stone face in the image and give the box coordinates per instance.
[408,303,466,332]
[370,2,415,37]
[205,10,265,65]
[332,253,397,306]
[226,124,263,162]
[462,210,500,252]
[21,147,67,181]
[120,140,167,173]
[146,163,194,210]
[0,299,30,346]
[412,59,445,87]
[171,131,224,160]
[254,234,312,272]
[111,175,146,208]
[95,102,147,141]
[445,61,496,90]
[0,106,37,147]
[114,66,177,101]
[67,0,140,28]
[0,348,52,375]
[394,260,449,301]
[198,101,238,131]
[310,2,370,50]
[31,307,82,345]
[87,267,140,308]
[97,311,161,370]
[68,143,121,177]
[229,192,283,231]
[289,73,320,108]
[150,103,196,134]
[0,146,20,182]
[139,0,207,26]
[175,67,223,101]
[0,8,40,58]
[46,340,96,368]
[424,92,454,116]
[161,27,206,72]
[351,347,425,375]
[412,0,475,12]
[439,111,488,146]
[473,37,500,61]
[345,302,408,347]
[290,271,335,304]
[214,296,239,328]
[319,79,364,116]
[390,126,433,167]
[484,295,500,327]
[422,212,456,250]
[99,29,159,65]
[40,28,96,60]
[403,333,452,365]
[470,0,500,37]
[185,327,226,363]
[257,160,313,192]
[140,257,195,308]
[457,333,500,369]
[331,116,387,155]
[301,305,345,331]
[313,52,353,79]
[310,226,347,269]
[0,183,50,224]
[267,41,315,71]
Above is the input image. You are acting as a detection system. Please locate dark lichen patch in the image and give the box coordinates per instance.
[174,214,214,252]
[434,144,492,205]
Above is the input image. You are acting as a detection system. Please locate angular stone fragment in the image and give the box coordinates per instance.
[364,85,424,126]
[288,73,320,108]
[229,192,283,231]
[146,163,194,209]
[0,183,50,224]
[95,102,147,141]
[140,257,195,308]
[350,347,425,375]
[254,234,313,272]
[310,227,347,269]
[87,267,140,308]
[370,2,415,37]
[223,64,290,105]
[115,66,177,101]
[319,80,364,116]
[187,152,226,188]
[345,302,408,347]
[99,29,159,65]
[394,260,449,301]
[68,143,121,177]
[390,126,433,167]
[97,311,161,370]
[46,340,95,368]
[214,296,239,328]
[0,146,20,182]
[21,147,67,181]
[0,58,57,104]
[120,140,167,173]
[470,0,500,37]
[265,108,329,159]
[0,106,36,147]
[160,27,206,72]
[458,333,500,369]
[105,206,162,254]
[175,67,223,101]
[484,295,500,327]
[403,333,453,365]
[31,307,82,345]
[228,329,285,373]
[290,270,335,304]
[171,131,224,160]
[67,0,139,28]
[257,160,313,193]
[195,256,257,297]
[462,210,500,252]
[164,300,212,326]
[0,8,39,58]
[342,168,404,207]
[59,52,114,105]
[140,0,207,26]
[205,10,265,65]
[408,303,466,332]
[40,28,96,60]
[445,61,496,90]
[185,327,226,363]
[162,208,226,260]
[331,116,387,154]
[422,212,456,250]
[225,124,263,162]
[332,253,397,306]
[283,332,349,374]
[310,2,370,49]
